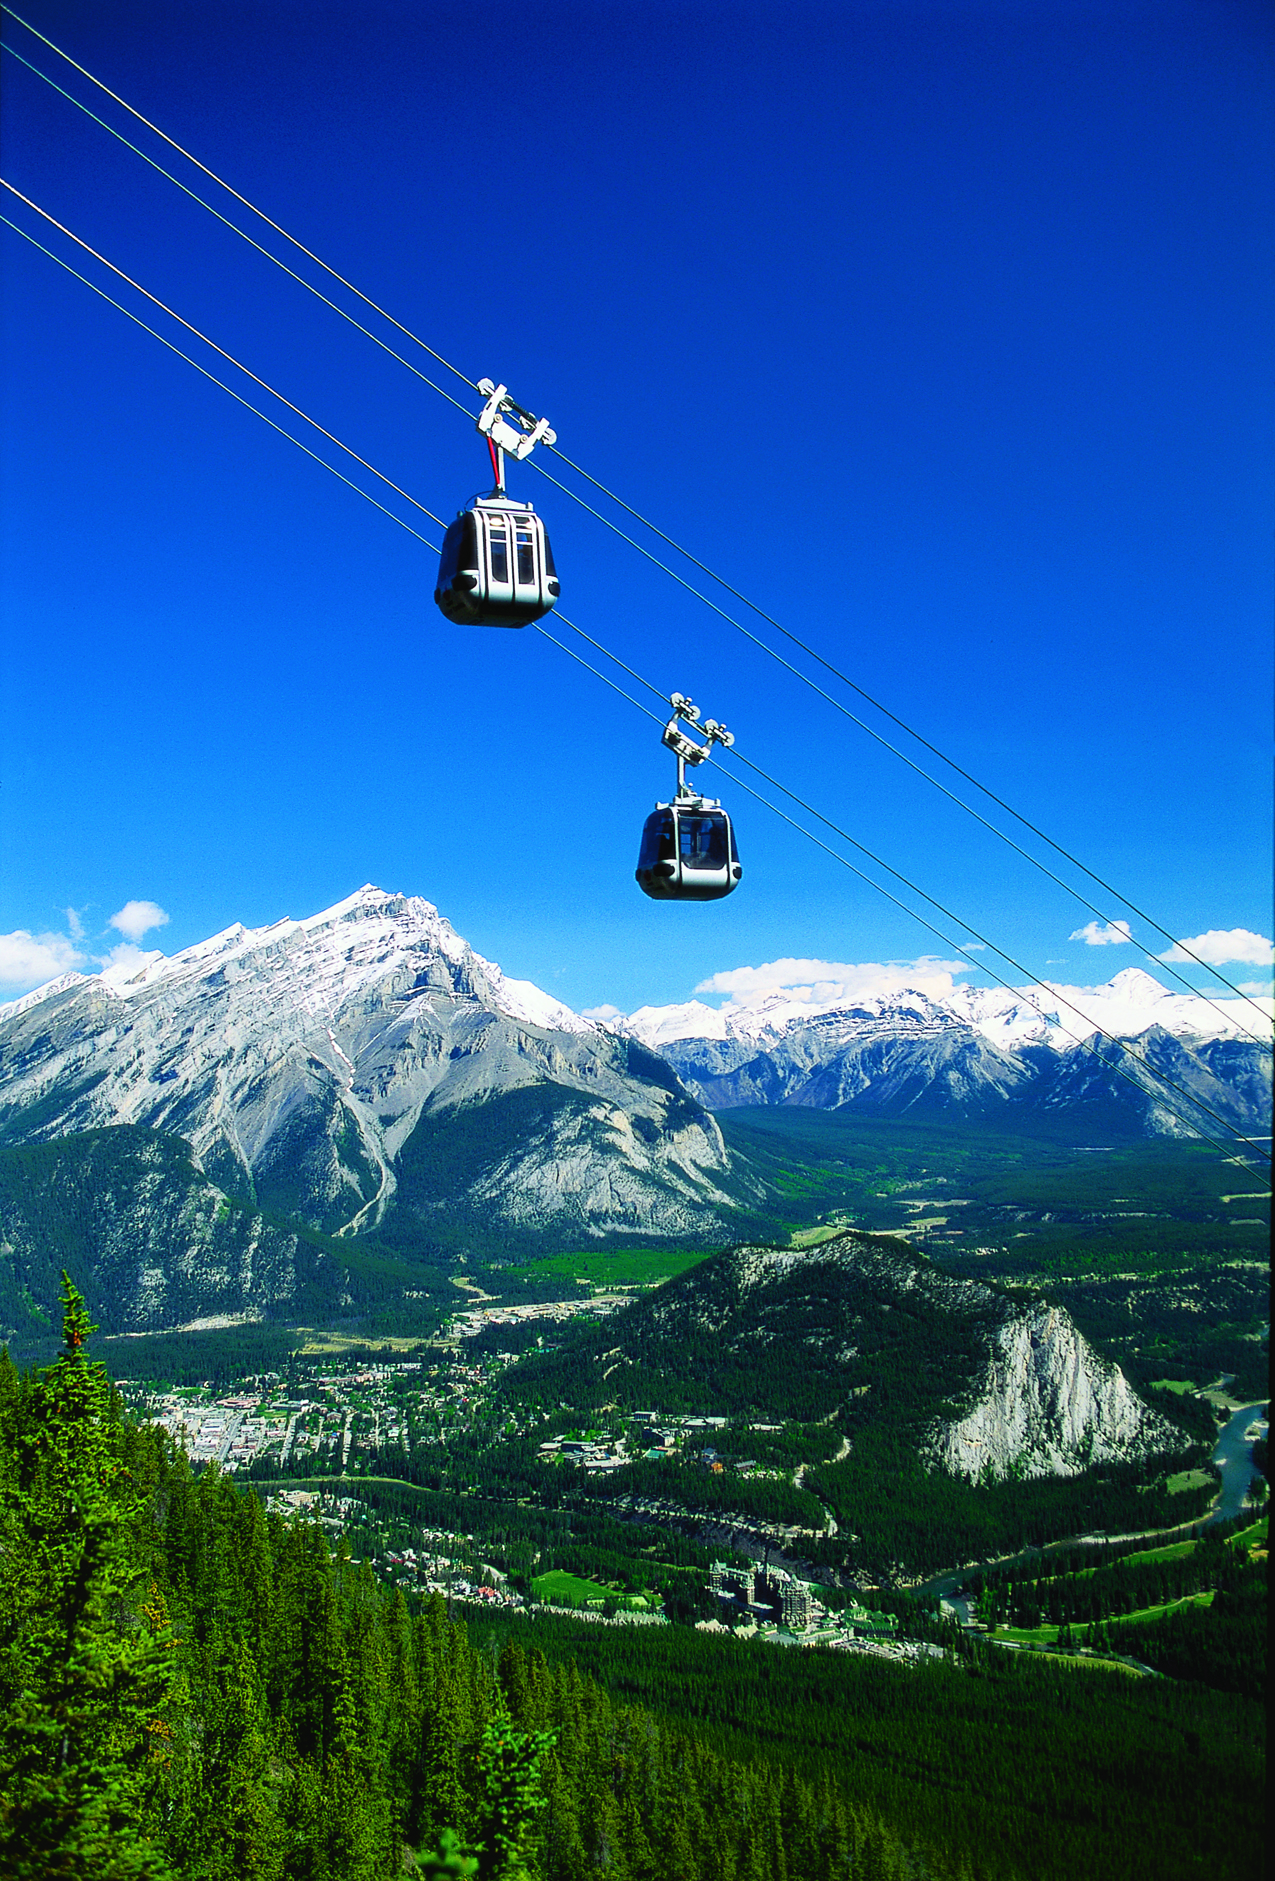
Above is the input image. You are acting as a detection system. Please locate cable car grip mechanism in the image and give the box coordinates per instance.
[662,692,734,796]
[476,379,557,493]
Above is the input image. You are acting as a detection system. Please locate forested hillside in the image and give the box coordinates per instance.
[0,1278,1019,1879]
[0,1278,1265,1879]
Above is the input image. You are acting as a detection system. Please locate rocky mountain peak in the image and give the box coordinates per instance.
[0,887,731,1249]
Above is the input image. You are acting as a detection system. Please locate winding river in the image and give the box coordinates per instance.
[921,1396,1268,1605]
[1208,1398,1268,1524]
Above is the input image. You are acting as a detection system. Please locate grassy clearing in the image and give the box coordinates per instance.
[992,1592,1213,1646]
[532,1568,651,1610]
[1150,1379,1199,1396]
[1068,1539,1199,1579]
[1117,1592,1214,1626]
[511,1247,710,1289]
[1228,1516,1268,1551]
[1166,1469,1215,1495]
[788,1222,855,1248]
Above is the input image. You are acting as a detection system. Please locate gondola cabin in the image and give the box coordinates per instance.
[434,496,559,627]
[635,798,742,901]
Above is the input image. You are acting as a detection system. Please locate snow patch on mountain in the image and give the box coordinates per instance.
[617,965,1270,1052]
[0,886,733,1245]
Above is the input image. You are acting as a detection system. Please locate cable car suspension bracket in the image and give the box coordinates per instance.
[662,692,734,798]
[476,379,557,493]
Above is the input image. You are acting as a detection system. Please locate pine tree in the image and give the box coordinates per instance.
[0,1275,177,1878]
[473,1705,557,1881]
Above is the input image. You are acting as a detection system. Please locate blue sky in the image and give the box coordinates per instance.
[1,0,1271,1016]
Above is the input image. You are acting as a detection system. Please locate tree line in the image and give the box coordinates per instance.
[0,1278,953,1878]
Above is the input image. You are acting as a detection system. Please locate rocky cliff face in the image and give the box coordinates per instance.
[0,887,736,1249]
[932,1299,1172,1481]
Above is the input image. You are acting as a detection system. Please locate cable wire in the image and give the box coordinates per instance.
[8,3,1265,1031]
[0,36,478,423]
[7,199,1266,1170]
[531,444,1272,1023]
[714,763,1269,1175]
[539,632,1268,1173]
[0,182,450,535]
[541,614,1269,1161]
[528,453,1274,1042]
[0,5,477,391]
[0,211,439,548]
[534,624,1268,1163]
[712,745,1269,1157]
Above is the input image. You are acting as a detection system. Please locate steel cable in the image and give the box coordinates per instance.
[4,203,1267,1173]
[4,6,1267,1030]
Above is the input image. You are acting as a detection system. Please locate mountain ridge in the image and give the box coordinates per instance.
[0,887,739,1254]
[611,973,1271,1135]
[502,1228,1179,1483]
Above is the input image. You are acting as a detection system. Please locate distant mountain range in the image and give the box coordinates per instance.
[0,886,1268,1342]
[614,971,1272,1137]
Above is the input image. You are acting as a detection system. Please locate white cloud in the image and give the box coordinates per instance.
[581,1003,625,1022]
[1158,928,1274,967]
[1070,919,1132,947]
[108,899,170,943]
[97,940,167,985]
[0,929,85,991]
[65,907,86,942]
[1235,979,1274,999]
[695,954,977,1009]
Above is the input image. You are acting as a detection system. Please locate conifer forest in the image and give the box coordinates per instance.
[0,1279,1266,1879]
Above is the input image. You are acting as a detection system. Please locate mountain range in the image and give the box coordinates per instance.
[614,971,1271,1136]
[0,885,1268,1342]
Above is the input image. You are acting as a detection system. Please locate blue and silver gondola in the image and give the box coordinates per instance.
[434,379,560,627]
[635,694,742,901]
[635,797,742,900]
[434,496,559,627]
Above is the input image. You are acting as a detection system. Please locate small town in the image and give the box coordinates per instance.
[116,1339,936,1661]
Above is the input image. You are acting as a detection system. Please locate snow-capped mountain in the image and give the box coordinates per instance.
[0,887,735,1249]
[613,970,1272,1132]
[623,968,1267,1052]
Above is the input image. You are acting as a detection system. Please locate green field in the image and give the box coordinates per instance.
[509,1246,711,1289]
[1115,1592,1215,1626]
[1066,1539,1199,1579]
[993,1591,1214,1645]
[1166,1469,1215,1494]
[531,1568,651,1610]
[1151,1380,1199,1395]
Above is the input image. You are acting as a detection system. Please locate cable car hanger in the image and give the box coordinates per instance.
[475,378,556,492]
[434,378,560,627]
[636,694,743,902]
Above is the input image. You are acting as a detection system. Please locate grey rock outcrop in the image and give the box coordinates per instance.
[932,1299,1176,1481]
[0,887,736,1247]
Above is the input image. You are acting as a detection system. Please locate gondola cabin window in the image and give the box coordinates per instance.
[679,814,728,870]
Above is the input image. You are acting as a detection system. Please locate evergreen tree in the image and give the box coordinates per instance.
[0,1275,176,1878]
